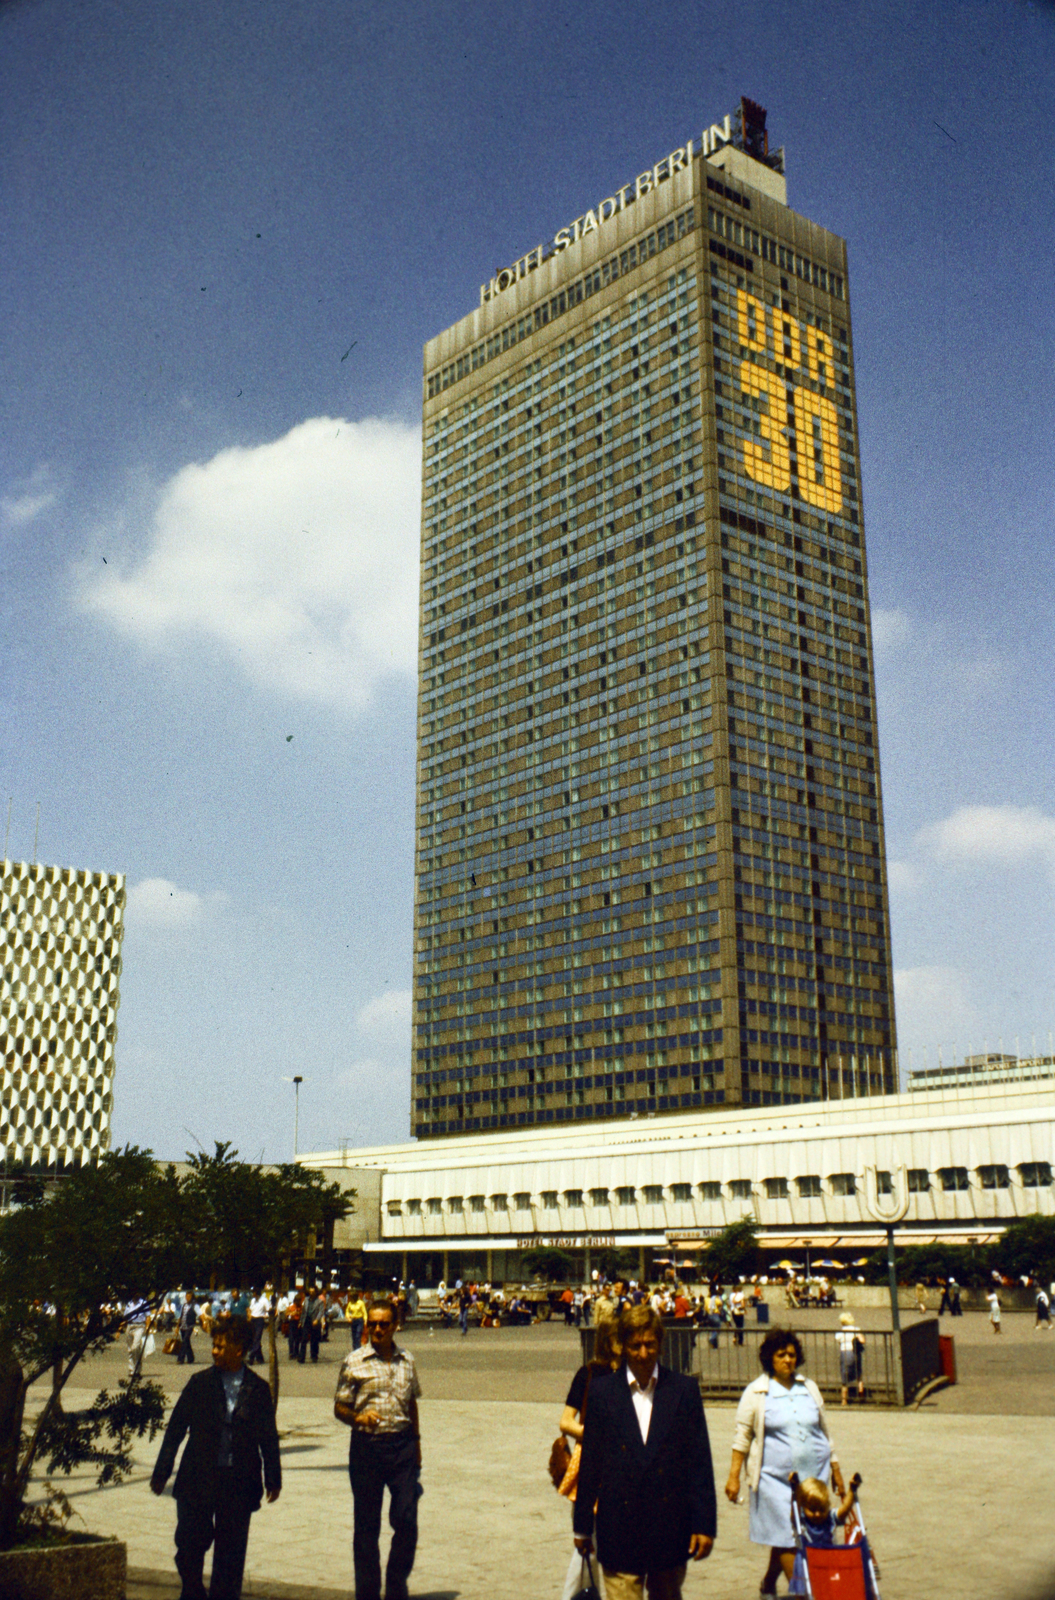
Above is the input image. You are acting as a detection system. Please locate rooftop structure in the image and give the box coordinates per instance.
[907,1052,1055,1092]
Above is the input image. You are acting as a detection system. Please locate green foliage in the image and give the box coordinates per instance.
[857,1241,991,1288]
[991,1216,1055,1284]
[37,1378,168,1485]
[182,1143,352,1288]
[0,1147,189,1373]
[595,1247,639,1281]
[521,1248,576,1282]
[700,1218,759,1283]
[15,1480,81,1547]
[0,1142,353,1548]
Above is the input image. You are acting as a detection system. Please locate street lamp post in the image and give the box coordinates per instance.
[863,1164,909,1403]
[292,1076,303,1159]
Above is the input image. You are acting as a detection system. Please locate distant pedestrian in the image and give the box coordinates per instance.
[914,1282,928,1315]
[458,1286,471,1336]
[285,1291,304,1361]
[247,1289,269,1365]
[177,1291,197,1365]
[835,1313,865,1406]
[151,1316,281,1600]
[730,1287,746,1346]
[299,1289,325,1363]
[594,1286,616,1325]
[334,1297,421,1600]
[987,1289,1002,1333]
[1035,1287,1052,1331]
[346,1289,367,1349]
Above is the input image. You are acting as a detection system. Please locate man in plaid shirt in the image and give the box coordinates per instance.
[334,1296,422,1600]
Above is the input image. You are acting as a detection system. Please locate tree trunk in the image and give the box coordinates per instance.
[320,1215,334,1293]
[267,1309,279,1414]
[50,1306,64,1415]
[0,1350,26,1551]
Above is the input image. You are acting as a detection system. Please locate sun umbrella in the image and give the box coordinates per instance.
[813,1259,846,1269]
[776,1260,805,1270]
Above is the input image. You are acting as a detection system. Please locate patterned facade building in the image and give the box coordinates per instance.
[0,858,125,1166]
[413,100,895,1140]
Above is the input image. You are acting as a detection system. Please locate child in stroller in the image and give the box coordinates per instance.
[788,1471,879,1598]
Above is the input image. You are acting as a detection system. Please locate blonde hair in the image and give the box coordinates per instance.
[839,1311,856,1327]
[590,1316,623,1370]
[798,1478,831,1514]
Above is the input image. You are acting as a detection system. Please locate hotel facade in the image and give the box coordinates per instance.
[413,100,894,1143]
[305,1080,1055,1286]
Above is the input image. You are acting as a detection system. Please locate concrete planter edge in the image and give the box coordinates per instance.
[0,1533,127,1600]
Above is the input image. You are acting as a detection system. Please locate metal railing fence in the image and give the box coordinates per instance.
[580,1321,917,1406]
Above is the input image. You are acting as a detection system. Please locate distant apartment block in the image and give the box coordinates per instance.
[0,858,124,1166]
[907,1051,1055,1092]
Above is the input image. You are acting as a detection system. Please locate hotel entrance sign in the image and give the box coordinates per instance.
[517,1234,617,1249]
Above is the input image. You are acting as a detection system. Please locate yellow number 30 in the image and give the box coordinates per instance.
[735,292,843,515]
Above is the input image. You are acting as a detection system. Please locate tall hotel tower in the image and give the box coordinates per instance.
[413,100,895,1140]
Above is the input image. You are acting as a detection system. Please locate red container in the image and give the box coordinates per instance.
[938,1333,957,1385]
[805,1546,870,1599]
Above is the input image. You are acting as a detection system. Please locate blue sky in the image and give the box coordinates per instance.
[2,0,1053,1161]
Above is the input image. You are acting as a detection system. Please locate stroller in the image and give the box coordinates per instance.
[788,1476,881,1600]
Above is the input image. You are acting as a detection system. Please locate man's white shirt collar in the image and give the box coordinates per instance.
[626,1362,658,1442]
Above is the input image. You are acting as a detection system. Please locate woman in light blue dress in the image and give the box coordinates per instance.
[726,1328,844,1595]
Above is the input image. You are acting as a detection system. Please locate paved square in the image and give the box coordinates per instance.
[35,1312,1055,1600]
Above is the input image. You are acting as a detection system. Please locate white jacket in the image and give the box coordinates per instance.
[732,1372,837,1491]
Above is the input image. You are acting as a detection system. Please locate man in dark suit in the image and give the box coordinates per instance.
[177,1290,197,1364]
[151,1315,281,1600]
[574,1304,716,1600]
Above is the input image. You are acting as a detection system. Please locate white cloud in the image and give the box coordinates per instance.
[870,607,912,652]
[919,804,1055,875]
[126,877,213,927]
[2,464,59,527]
[78,415,421,710]
[885,860,918,894]
[357,988,412,1036]
[894,965,982,1051]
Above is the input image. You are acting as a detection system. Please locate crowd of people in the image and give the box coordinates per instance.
[134,1260,1055,1600]
[128,1282,423,1371]
[143,1289,878,1600]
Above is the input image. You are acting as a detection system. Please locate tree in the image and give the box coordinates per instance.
[857,1241,991,1288]
[0,1142,354,1547]
[181,1145,352,1407]
[699,1218,759,1283]
[594,1246,639,1282]
[990,1217,1055,1286]
[0,1147,191,1549]
[521,1248,576,1283]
